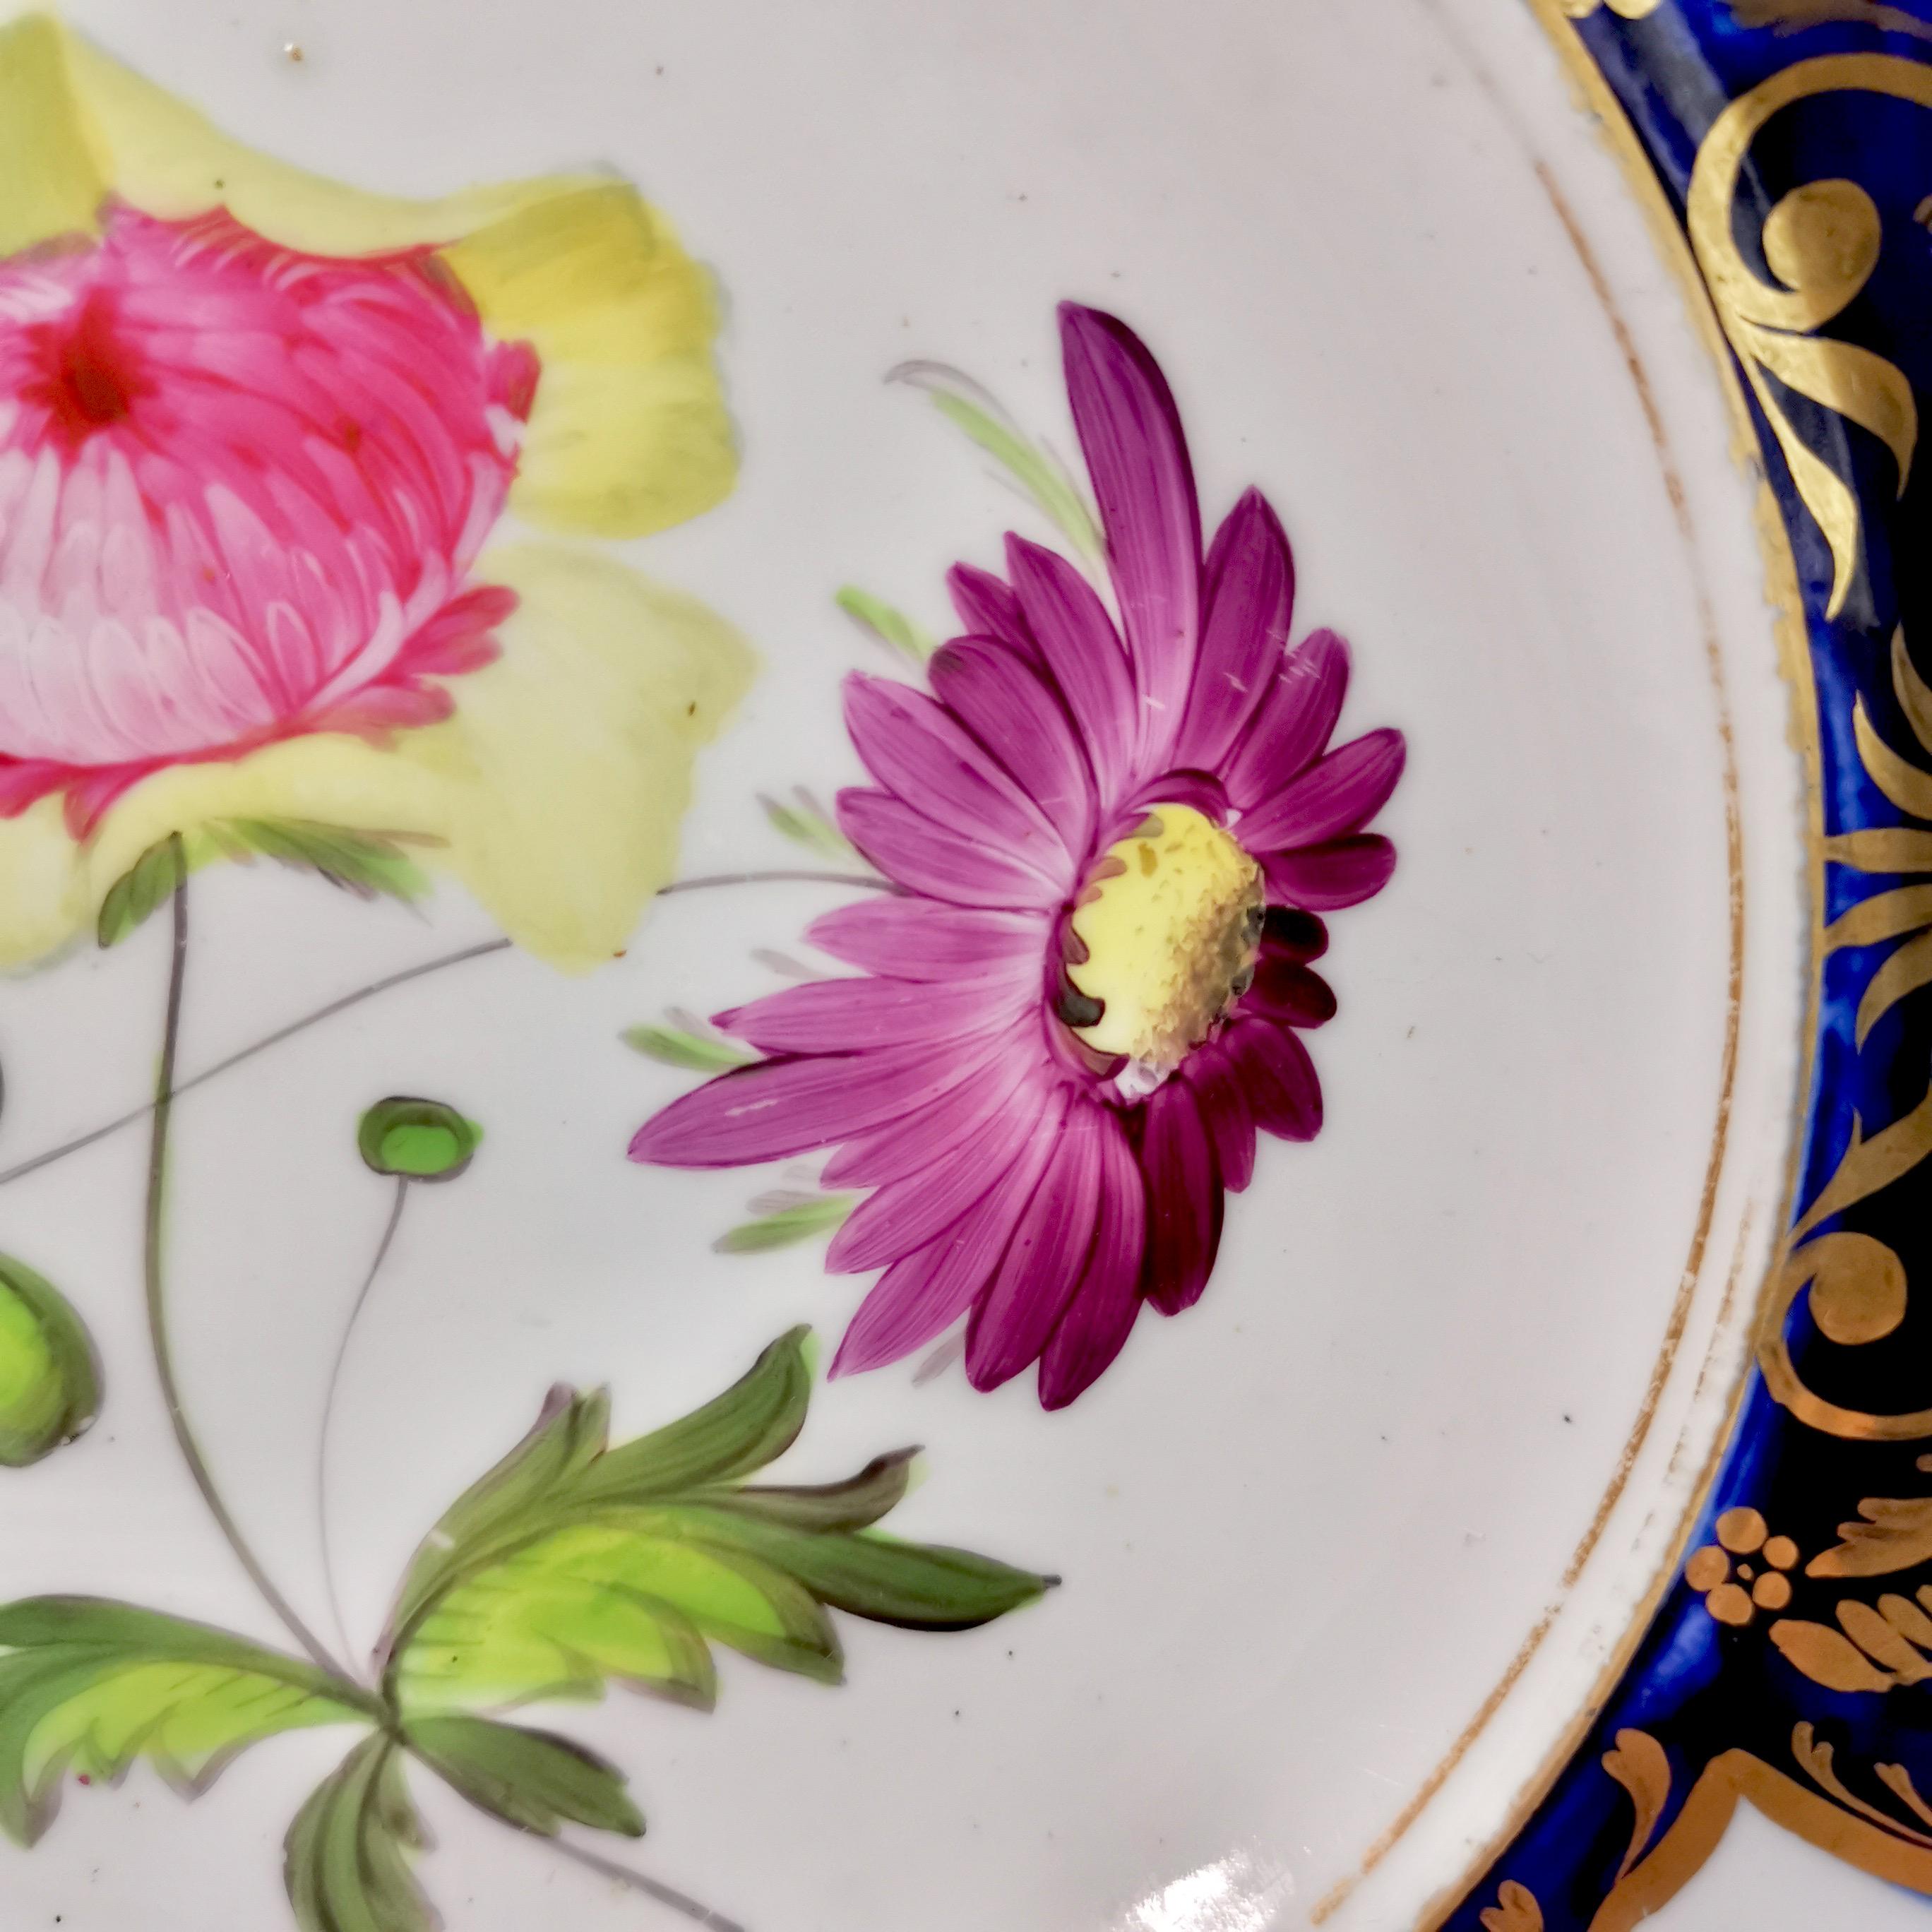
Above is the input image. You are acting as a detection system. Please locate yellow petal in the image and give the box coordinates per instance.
[0,799,87,970]
[0,14,108,256]
[79,736,455,913]
[393,542,755,971]
[441,185,737,539]
[56,18,597,255]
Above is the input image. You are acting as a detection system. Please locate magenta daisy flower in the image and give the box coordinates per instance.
[632,304,1404,1408]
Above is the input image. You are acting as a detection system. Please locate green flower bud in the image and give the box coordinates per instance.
[0,1253,100,1467]
[357,1097,482,1183]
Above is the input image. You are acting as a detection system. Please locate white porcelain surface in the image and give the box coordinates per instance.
[0,2,1811,1927]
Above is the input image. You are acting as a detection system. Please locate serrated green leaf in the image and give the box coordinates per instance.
[0,1598,374,1844]
[380,1332,1052,1726]
[386,1385,613,1643]
[715,1194,856,1254]
[0,1255,98,1468]
[760,794,857,860]
[285,1736,434,1932]
[212,819,433,904]
[621,1025,757,1073]
[695,1449,918,1533]
[405,1715,643,1838]
[394,1522,842,1715]
[835,585,936,663]
[96,837,184,948]
[676,1516,1054,1629]
[576,1327,818,1505]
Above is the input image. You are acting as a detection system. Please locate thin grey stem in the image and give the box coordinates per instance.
[545,1837,749,1932]
[0,937,513,1189]
[0,867,891,1195]
[659,867,894,898]
[142,841,347,1678]
[317,1174,411,1674]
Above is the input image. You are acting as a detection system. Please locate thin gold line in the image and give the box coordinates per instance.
[1535,155,1746,1597]
[1309,4,1760,1919]
[1413,1206,1765,1932]
[1317,1,1830,1924]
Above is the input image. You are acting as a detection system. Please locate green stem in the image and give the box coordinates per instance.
[144,837,347,1679]
[317,1174,411,1675]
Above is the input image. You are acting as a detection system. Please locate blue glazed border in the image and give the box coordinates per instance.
[1440,5,1932,1928]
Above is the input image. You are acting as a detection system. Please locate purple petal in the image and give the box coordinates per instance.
[830,1108,1066,1377]
[717,975,1032,1056]
[965,1090,1101,1390]
[1038,1109,1148,1408]
[1237,728,1405,852]
[1224,629,1349,811]
[1260,835,1397,910]
[1225,1017,1322,1142]
[828,1078,1054,1272]
[1174,489,1294,772]
[823,1038,1045,1188]
[948,563,1033,658]
[1139,1080,1223,1316]
[1059,304,1201,766]
[631,1039,996,1169]
[1260,906,1329,962]
[806,899,1045,983]
[842,673,1073,881]
[1181,1041,1257,1194]
[1116,768,1229,827]
[1239,948,1336,1030]
[1005,535,1138,798]
[838,788,1063,910]
[928,639,1098,859]
[829,1247,980,1380]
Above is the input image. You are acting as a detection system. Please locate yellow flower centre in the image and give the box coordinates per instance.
[1066,805,1264,1072]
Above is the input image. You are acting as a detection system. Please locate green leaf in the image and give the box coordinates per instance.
[379,1331,1052,1724]
[0,1256,98,1468]
[714,1194,856,1254]
[835,585,936,664]
[386,1383,615,1645]
[96,837,184,947]
[0,1598,374,1844]
[405,1715,643,1838]
[621,1024,757,1073]
[674,1515,1056,1629]
[891,362,1104,563]
[205,819,433,905]
[760,792,858,860]
[285,1736,434,1932]
[695,1449,919,1532]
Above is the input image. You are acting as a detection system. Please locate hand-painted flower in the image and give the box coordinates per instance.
[0,15,753,969]
[633,304,1405,1408]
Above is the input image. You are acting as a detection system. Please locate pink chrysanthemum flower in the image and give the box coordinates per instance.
[0,11,751,972]
[0,203,533,835]
[633,305,1404,1408]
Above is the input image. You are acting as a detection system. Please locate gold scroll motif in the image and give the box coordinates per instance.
[1728,1,1932,37]
[1767,1455,1932,1693]
[1686,56,1923,617]
[1602,1729,1671,1878]
[1590,1736,1932,1928]
[1477,1880,1544,1931]
[1760,631,1932,1438]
